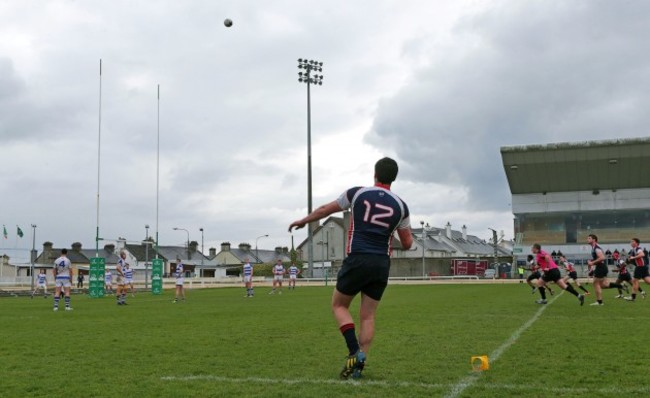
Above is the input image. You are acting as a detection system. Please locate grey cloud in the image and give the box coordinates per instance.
[367,0,650,211]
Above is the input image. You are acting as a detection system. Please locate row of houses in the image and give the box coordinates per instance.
[298,216,511,262]
[1,216,511,279]
[1,240,293,279]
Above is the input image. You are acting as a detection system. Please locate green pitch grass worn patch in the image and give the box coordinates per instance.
[1,284,649,397]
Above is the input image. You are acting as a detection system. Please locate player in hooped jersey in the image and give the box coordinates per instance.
[269,259,285,295]
[31,269,49,299]
[124,262,135,297]
[242,258,254,297]
[525,255,553,296]
[104,270,113,295]
[531,244,585,306]
[288,262,300,290]
[624,238,650,302]
[559,256,589,295]
[53,249,73,311]
[613,254,633,299]
[173,258,185,303]
[588,234,624,306]
[116,252,129,305]
[289,158,413,380]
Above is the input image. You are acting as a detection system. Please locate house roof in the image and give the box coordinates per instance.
[296,216,345,250]
[79,249,121,264]
[35,248,90,265]
[500,137,650,194]
[154,246,214,266]
[124,243,156,261]
[414,227,511,256]
[225,248,259,263]
[255,249,291,263]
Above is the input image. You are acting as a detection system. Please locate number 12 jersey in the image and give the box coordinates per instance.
[336,185,410,256]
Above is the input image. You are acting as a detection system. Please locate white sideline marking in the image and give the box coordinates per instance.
[444,292,564,398]
[160,374,650,394]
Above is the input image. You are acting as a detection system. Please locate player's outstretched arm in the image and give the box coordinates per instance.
[288,201,342,232]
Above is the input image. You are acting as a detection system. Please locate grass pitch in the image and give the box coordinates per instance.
[2,283,650,397]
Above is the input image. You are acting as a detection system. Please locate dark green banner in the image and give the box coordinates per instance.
[152,259,163,295]
[89,257,105,298]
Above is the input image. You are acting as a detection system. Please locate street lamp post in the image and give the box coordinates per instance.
[420,221,430,278]
[489,228,499,277]
[30,224,37,291]
[255,234,269,263]
[145,224,149,289]
[199,228,204,277]
[172,227,190,262]
[298,58,324,278]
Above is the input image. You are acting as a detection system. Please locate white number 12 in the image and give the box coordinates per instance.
[362,200,394,228]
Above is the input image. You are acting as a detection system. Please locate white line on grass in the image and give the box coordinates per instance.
[443,292,564,398]
[160,374,650,395]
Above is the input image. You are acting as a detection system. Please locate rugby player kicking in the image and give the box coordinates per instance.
[289,157,413,379]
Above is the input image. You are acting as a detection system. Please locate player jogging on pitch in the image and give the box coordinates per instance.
[31,269,49,299]
[116,252,128,305]
[289,157,413,380]
[588,234,624,306]
[124,262,135,297]
[53,249,73,311]
[243,258,254,298]
[531,244,584,306]
[104,269,113,295]
[270,259,285,294]
[625,238,650,302]
[559,256,589,295]
[526,254,553,296]
[173,258,185,303]
[613,255,633,299]
[288,262,300,290]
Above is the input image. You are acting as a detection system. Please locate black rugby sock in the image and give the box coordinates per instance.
[340,323,360,356]
[539,287,546,300]
[579,285,589,293]
[564,284,579,297]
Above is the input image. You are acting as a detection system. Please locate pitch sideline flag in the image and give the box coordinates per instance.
[17,226,24,238]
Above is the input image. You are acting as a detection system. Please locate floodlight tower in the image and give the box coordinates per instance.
[297,58,324,278]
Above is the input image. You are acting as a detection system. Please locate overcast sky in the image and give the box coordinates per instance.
[2,0,650,261]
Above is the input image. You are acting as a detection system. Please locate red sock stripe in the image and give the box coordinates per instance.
[339,323,355,334]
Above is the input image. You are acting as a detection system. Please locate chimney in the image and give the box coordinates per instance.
[189,241,199,253]
[209,247,217,257]
[275,246,282,254]
[221,242,231,252]
[238,243,252,252]
[445,222,452,239]
[104,244,115,254]
[43,241,53,261]
[462,225,467,241]
[282,247,289,255]
[71,242,82,252]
